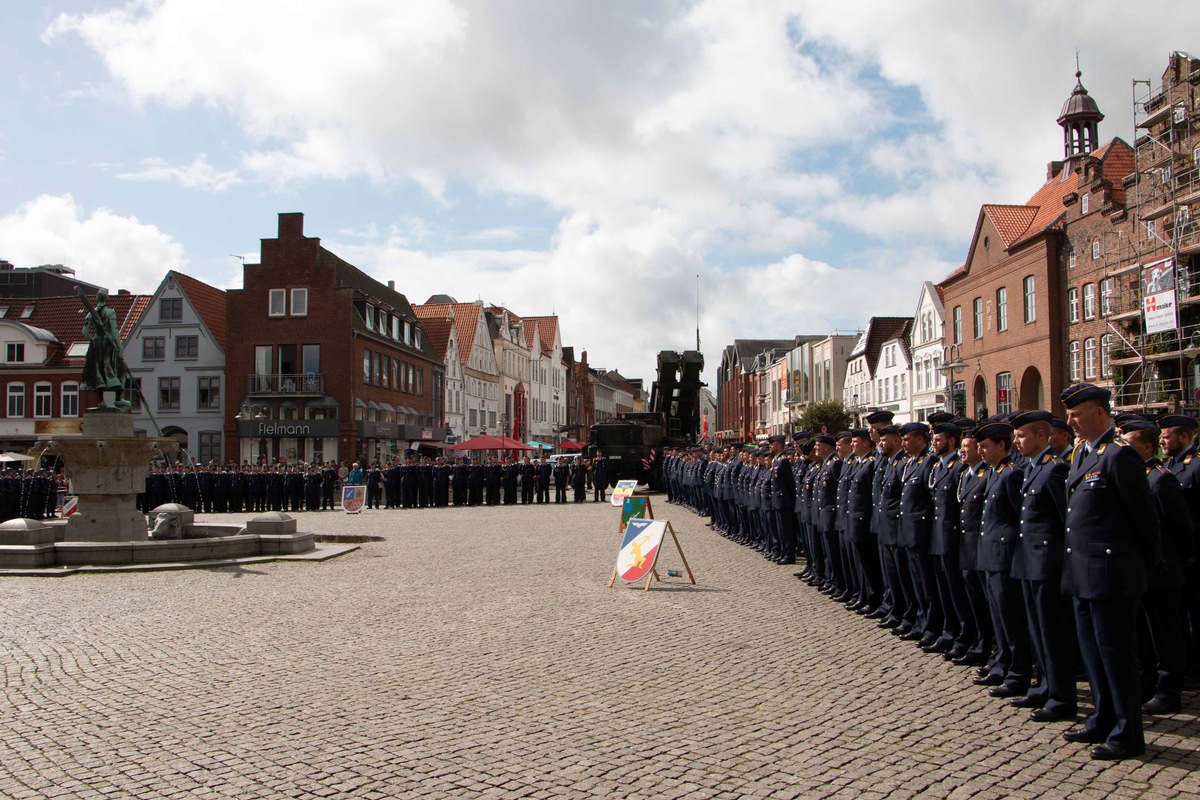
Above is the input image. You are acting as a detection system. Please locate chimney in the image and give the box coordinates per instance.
[278,212,305,240]
[387,280,395,290]
[1047,160,1064,181]
[117,289,130,295]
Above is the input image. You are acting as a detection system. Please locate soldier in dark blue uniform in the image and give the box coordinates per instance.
[1059,383,1161,760]
[536,456,552,504]
[1159,414,1200,683]
[844,429,880,613]
[898,422,939,646]
[452,457,470,506]
[1008,410,1076,722]
[418,457,434,508]
[874,426,909,631]
[928,422,969,655]
[765,435,796,564]
[468,458,485,506]
[1124,419,1192,715]
[485,457,502,505]
[973,419,1031,699]
[833,432,857,597]
[953,424,994,667]
[810,435,843,591]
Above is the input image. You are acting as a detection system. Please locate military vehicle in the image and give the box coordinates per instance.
[588,350,705,489]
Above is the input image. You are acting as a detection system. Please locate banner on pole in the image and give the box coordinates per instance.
[341,485,366,514]
[1143,257,1178,335]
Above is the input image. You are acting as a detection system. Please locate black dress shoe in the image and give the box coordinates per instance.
[944,647,968,661]
[1030,707,1076,722]
[1142,696,1182,714]
[952,654,986,667]
[1062,727,1106,744]
[975,666,991,678]
[864,608,888,620]
[877,617,901,629]
[972,674,1003,687]
[891,624,914,637]
[898,629,922,641]
[855,605,878,616]
[916,636,938,649]
[1090,742,1144,761]
[989,684,1027,698]
[1009,695,1042,709]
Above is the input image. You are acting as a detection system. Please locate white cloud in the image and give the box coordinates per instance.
[117,153,241,191]
[0,194,185,293]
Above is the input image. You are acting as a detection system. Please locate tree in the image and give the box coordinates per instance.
[795,399,855,435]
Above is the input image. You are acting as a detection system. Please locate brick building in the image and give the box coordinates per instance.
[716,339,791,442]
[224,213,445,466]
[0,292,151,451]
[937,71,1134,417]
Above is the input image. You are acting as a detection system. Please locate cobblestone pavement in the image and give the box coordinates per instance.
[3,498,1200,799]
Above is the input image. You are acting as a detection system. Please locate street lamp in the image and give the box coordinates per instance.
[938,344,968,413]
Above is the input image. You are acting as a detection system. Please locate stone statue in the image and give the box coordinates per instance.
[148,510,183,540]
[78,288,130,409]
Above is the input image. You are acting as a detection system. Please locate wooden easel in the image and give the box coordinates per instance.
[608,520,696,591]
[618,496,654,533]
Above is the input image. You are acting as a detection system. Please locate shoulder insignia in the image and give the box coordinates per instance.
[1040,453,1053,465]
[1186,455,1195,465]
[1155,464,1170,475]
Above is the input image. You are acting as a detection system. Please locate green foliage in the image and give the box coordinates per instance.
[795,399,855,435]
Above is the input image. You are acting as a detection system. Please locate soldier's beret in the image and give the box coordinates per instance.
[791,431,812,441]
[931,422,963,438]
[959,423,977,437]
[1113,413,1146,428]
[767,434,786,444]
[1050,417,1072,433]
[812,434,836,446]
[974,420,1014,441]
[898,422,930,438]
[1122,420,1160,437]
[834,430,852,442]
[1008,410,1054,428]
[926,412,955,425]
[755,447,771,456]
[1060,382,1110,409]
[876,424,900,437]
[864,410,895,425]
[799,440,816,454]
[850,427,871,439]
[784,447,796,456]
[1157,414,1197,431]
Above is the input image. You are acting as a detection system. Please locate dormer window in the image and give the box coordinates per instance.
[5,342,24,362]
[1081,193,1089,214]
[20,307,33,319]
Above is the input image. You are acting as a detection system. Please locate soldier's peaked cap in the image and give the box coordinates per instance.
[1157,414,1198,431]
[1008,410,1055,428]
[864,410,895,425]
[1060,382,1110,409]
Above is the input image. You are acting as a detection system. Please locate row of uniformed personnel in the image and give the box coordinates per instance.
[140,454,612,513]
[665,382,1193,761]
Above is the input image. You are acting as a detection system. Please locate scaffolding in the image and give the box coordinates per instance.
[1107,53,1200,411]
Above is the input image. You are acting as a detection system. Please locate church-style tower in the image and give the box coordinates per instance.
[1057,69,1104,171]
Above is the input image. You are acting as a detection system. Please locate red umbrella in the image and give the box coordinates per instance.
[558,440,585,451]
[497,436,535,451]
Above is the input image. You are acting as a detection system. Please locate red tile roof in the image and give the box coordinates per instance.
[982,205,1040,248]
[7,293,153,367]
[413,302,483,366]
[421,317,453,362]
[170,271,227,351]
[521,315,559,355]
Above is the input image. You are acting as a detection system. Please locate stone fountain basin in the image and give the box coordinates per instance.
[0,511,315,570]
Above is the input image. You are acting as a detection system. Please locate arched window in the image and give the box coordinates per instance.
[1084,338,1097,379]
[1069,341,1081,382]
[1100,334,1113,378]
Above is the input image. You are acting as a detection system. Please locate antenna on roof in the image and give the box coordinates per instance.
[695,274,701,352]
[229,254,245,264]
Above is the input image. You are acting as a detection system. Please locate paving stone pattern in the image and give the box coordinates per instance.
[3,499,1200,799]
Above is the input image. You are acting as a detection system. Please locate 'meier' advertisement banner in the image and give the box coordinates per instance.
[1144,257,1178,335]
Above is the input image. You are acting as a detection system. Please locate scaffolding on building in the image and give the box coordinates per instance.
[1107,53,1200,412]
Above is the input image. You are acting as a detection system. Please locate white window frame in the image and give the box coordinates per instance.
[1023,276,1037,323]
[1069,249,1076,269]
[996,287,1008,332]
[61,382,79,418]
[1084,338,1097,379]
[1069,341,1081,381]
[33,382,51,419]
[1100,334,1113,378]
[7,382,24,418]
[269,289,286,317]
[973,298,983,339]
[1068,288,1079,323]
[290,288,308,317]
[1092,240,1100,260]
[1083,283,1096,320]
[1081,193,1089,214]
[1100,278,1113,317]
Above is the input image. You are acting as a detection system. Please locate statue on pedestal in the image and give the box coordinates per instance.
[78,288,130,410]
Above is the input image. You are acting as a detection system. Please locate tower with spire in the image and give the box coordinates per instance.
[1057,60,1104,172]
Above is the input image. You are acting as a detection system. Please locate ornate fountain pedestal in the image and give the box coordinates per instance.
[45,410,174,542]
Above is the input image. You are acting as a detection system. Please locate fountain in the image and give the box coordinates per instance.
[0,290,348,574]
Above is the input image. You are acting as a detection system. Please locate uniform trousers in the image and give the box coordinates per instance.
[1074,596,1144,751]
[1021,579,1078,713]
[984,571,1031,688]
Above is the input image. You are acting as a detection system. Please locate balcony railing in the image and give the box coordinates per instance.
[247,373,324,396]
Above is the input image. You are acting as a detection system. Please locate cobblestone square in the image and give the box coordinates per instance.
[3,500,1199,799]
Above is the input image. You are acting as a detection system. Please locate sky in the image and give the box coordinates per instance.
[0,1,1196,388]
